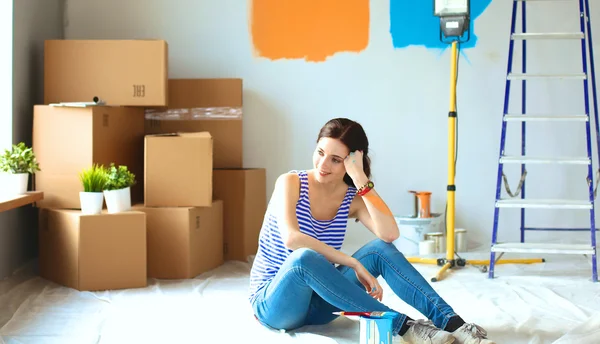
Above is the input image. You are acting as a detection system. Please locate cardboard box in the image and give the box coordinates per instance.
[44,39,168,106]
[33,105,145,208]
[145,79,242,168]
[145,132,212,207]
[213,168,266,261]
[38,209,147,291]
[133,200,224,279]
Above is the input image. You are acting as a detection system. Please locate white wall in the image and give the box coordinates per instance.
[0,0,64,280]
[64,0,600,251]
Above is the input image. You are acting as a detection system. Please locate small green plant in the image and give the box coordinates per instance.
[0,142,41,174]
[79,164,108,192]
[104,163,136,191]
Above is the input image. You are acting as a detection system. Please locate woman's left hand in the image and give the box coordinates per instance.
[344,150,367,184]
[353,262,383,301]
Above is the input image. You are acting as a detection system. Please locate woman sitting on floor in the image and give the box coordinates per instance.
[248,118,494,344]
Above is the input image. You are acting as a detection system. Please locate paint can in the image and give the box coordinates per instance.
[455,228,467,252]
[358,312,398,344]
[392,213,442,255]
[409,190,432,218]
[419,240,436,255]
[424,232,445,253]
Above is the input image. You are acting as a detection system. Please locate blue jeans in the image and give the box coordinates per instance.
[251,239,458,334]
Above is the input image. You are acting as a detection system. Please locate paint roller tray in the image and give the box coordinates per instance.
[394,213,443,226]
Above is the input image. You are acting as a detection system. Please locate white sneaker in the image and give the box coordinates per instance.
[400,319,456,344]
[451,323,495,344]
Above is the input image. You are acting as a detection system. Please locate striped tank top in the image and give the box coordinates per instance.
[248,170,357,302]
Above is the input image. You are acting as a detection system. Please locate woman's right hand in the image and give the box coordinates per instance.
[352,261,383,301]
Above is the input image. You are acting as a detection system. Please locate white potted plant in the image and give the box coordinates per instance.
[78,164,107,215]
[103,163,136,214]
[0,142,41,195]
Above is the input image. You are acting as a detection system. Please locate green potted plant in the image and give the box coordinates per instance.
[78,164,107,215]
[0,142,41,195]
[103,163,136,213]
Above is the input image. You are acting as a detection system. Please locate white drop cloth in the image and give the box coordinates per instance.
[0,244,599,344]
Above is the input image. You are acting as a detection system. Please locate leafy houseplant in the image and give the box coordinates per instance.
[0,142,41,195]
[103,163,136,213]
[78,164,107,215]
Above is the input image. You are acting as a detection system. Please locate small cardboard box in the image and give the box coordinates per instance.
[145,78,242,168]
[144,132,212,207]
[213,168,266,261]
[44,39,168,106]
[38,209,147,291]
[133,200,224,279]
[33,105,145,208]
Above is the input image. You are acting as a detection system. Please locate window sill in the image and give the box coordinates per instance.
[0,191,43,213]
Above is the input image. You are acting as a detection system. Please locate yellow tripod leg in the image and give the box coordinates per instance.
[406,257,439,265]
[468,258,544,265]
[406,257,544,266]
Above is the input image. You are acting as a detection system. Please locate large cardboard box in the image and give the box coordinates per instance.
[33,105,145,208]
[38,209,147,291]
[145,132,212,207]
[213,168,266,261]
[44,39,168,106]
[145,79,242,168]
[133,200,224,279]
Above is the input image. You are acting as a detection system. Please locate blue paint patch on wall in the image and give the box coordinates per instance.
[390,0,492,49]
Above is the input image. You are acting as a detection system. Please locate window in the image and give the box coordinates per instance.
[0,0,13,152]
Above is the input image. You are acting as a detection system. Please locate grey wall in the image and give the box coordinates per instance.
[0,0,64,280]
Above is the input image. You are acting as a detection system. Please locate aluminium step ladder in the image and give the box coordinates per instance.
[489,0,599,282]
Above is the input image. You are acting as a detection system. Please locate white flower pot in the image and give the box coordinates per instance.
[103,187,131,214]
[1,173,29,196]
[79,192,104,215]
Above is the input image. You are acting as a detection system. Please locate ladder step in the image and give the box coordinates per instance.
[491,243,595,255]
[508,73,587,80]
[496,199,592,209]
[523,227,599,232]
[512,32,584,40]
[504,114,588,122]
[500,156,590,164]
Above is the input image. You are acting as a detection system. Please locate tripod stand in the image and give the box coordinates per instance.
[404,38,543,282]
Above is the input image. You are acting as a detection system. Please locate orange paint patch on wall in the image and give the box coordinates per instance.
[249,0,370,62]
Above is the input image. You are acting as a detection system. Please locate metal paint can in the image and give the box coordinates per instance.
[359,312,398,344]
[425,232,445,253]
[419,240,436,255]
[409,190,432,218]
[455,228,467,252]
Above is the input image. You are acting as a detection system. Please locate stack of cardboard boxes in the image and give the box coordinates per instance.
[33,39,266,291]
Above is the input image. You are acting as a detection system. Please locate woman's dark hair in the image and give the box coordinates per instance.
[317,118,371,187]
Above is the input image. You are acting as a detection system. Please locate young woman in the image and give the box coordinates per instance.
[249,118,494,344]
